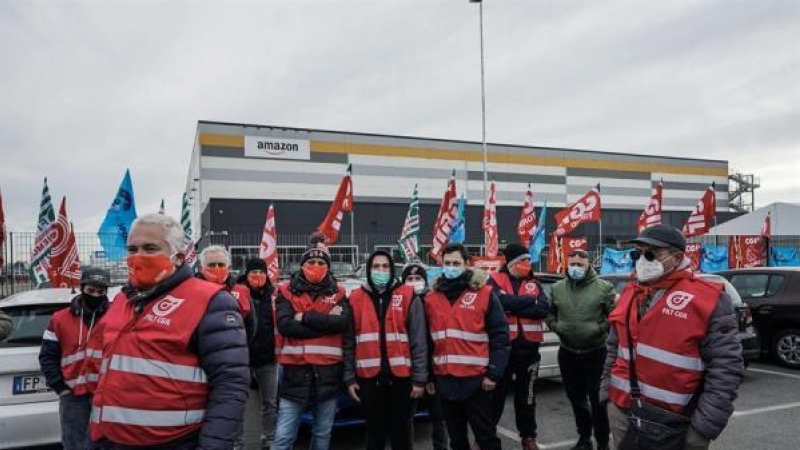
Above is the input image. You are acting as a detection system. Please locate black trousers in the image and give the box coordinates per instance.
[491,352,539,439]
[558,347,610,445]
[359,377,416,450]
[441,389,501,450]
[425,390,449,450]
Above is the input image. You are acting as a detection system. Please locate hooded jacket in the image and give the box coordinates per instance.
[428,268,510,401]
[39,292,110,395]
[275,269,351,403]
[343,251,428,387]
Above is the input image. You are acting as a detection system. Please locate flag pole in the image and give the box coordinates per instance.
[350,209,356,267]
[597,183,602,264]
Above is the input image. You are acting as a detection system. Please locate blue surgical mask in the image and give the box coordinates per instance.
[567,266,587,281]
[442,266,465,280]
[371,271,391,287]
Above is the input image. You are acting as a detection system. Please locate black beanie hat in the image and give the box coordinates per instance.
[503,243,530,266]
[245,258,268,274]
[401,261,428,285]
[301,232,331,266]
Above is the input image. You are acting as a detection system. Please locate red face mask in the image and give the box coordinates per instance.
[248,272,268,288]
[127,254,175,289]
[512,260,532,278]
[302,264,328,284]
[202,266,229,285]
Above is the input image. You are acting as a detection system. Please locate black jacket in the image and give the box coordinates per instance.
[275,271,351,404]
[236,274,276,368]
[342,251,428,387]
[106,264,250,450]
[39,293,110,395]
[429,269,511,401]
[488,266,550,358]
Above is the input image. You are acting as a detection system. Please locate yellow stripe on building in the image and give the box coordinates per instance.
[198,132,727,177]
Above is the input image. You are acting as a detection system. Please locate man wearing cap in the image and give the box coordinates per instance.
[488,243,551,450]
[273,233,351,450]
[547,249,615,450]
[600,225,743,450]
[39,267,112,450]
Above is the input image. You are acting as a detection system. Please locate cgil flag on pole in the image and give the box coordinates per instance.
[517,184,537,247]
[430,171,458,264]
[317,164,354,245]
[682,183,716,238]
[98,169,138,261]
[761,211,772,238]
[555,185,602,236]
[398,184,420,262]
[482,181,498,258]
[30,177,56,286]
[259,204,280,282]
[181,193,197,267]
[638,181,663,234]
[48,197,81,289]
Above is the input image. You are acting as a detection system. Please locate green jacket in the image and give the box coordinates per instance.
[546,270,616,353]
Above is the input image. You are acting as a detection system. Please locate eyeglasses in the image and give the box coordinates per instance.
[630,249,657,262]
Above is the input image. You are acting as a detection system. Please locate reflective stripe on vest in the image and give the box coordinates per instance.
[609,374,693,407]
[490,272,545,343]
[356,332,409,343]
[92,406,204,427]
[430,329,489,342]
[618,343,706,372]
[279,345,343,357]
[108,355,208,383]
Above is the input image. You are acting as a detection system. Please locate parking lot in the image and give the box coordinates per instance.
[238,361,800,450]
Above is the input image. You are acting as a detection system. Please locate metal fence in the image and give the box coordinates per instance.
[3,231,799,299]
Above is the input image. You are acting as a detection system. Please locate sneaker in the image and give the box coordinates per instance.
[569,437,594,450]
[522,436,540,450]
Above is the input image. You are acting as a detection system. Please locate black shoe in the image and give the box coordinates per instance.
[596,444,609,450]
[569,437,594,450]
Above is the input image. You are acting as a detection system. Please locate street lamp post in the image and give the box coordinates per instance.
[470,0,489,204]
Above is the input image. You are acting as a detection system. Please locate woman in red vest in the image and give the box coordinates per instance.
[600,225,743,450]
[273,234,351,450]
[343,250,428,450]
[488,243,550,450]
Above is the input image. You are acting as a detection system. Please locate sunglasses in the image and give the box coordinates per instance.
[630,249,658,262]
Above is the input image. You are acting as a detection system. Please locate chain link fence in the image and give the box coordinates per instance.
[3,231,799,299]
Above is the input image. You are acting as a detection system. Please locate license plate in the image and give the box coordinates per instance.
[12,374,50,395]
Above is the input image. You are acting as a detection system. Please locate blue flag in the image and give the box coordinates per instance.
[700,245,729,273]
[529,201,548,262]
[769,247,800,267]
[449,193,466,244]
[98,170,138,261]
[601,247,635,275]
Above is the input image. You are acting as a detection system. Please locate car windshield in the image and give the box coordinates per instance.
[0,304,67,347]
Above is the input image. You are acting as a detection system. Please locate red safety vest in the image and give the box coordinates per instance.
[608,276,722,414]
[276,283,346,366]
[350,285,414,378]
[90,278,221,445]
[230,284,252,318]
[491,272,544,343]
[425,285,492,378]
[44,306,105,396]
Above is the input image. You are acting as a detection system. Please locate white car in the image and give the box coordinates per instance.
[0,287,119,449]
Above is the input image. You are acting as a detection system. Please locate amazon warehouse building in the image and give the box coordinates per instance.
[185,120,737,273]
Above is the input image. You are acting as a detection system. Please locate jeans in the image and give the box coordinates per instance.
[607,402,710,450]
[558,347,609,446]
[59,393,92,450]
[491,352,540,439]
[358,377,416,450]
[272,396,337,450]
[234,364,279,450]
[441,389,501,450]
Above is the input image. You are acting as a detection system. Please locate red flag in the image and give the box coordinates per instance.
[685,243,702,271]
[517,185,537,246]
[547,234,588,274]
[317,165,353,245]
[259,204,280,283]
[729,236,767,269]
[48,197,81,288]
[555,186,602,236]
[430,173,458,264]
[682,184,716,237]
[483,181,499,258]
[638,182,663,234]
[761,212,771,238]
[0,188,5,268]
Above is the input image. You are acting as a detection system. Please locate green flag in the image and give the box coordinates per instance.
[181,193,197,267]
[30,177,56,286]
[398,184,420,262]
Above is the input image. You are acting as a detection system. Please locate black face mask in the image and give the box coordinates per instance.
[83,294,107,310]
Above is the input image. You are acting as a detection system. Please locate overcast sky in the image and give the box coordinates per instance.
[1,0,798,232]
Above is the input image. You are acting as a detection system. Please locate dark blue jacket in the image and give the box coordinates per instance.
[101,264,249,450]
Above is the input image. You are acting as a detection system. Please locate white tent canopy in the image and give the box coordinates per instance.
[710,202,800,236]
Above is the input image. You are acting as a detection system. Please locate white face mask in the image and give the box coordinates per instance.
[635,257,665,282]
[406,281,426,295]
